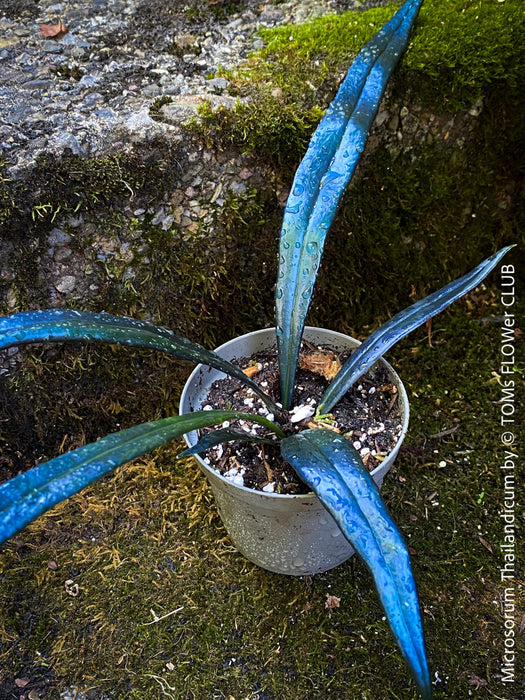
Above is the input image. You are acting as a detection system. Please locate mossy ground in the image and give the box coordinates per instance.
[0,294,523,699]
[0,147,168,234]
[0,0,524,697]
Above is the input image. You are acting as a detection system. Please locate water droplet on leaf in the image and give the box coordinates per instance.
[306,241,318,255]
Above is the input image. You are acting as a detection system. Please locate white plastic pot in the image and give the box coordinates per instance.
[179,327,409,576]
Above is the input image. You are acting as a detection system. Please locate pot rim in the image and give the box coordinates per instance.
[179,326,409,500]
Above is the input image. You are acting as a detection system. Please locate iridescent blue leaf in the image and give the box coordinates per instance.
[318,245,514,413]
[276,0,423,408]
[281,428,432,700]
[178,428,277,458]
[0,409,283,546]
[0,309,280,416]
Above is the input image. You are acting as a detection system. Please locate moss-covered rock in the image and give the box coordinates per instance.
[191,0,524,335]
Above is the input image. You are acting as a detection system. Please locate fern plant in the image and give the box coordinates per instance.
[0,1,513,697]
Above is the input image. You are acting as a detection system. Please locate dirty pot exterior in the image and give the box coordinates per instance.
[179,327,409,576]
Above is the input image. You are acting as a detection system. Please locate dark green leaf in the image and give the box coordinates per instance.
[0,309,280,415]
[0,409,283,546]
[281,428,432,700]
[319,245,514,413]
[178,428,278,458]
[276,0,423,408]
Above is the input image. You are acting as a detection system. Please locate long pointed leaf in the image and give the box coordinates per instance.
[178,428,277,458]
[0,309,280,416]
[276,0,423,408]
[0,409,283,546]
[318,245,514,413]
[281,429,432,700]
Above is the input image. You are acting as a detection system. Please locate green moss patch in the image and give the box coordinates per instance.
[191,95,324,172]
[404,0,525,109]
[255,0,525,111]
[0,146,175,239]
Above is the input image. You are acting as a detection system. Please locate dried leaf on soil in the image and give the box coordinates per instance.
[40,23,68,39]
[468,674,487,688]
[478,536,493,553]
[299,350,341,381]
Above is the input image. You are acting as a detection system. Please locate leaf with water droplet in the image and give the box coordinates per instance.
[281,427,431,700]
[275,0,425,410]
[0,410,283,547]
[319,246,514,414]
[0,309,280,414]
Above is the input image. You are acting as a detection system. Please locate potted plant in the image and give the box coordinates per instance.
[179,325,411,576]
[0,1,513,697]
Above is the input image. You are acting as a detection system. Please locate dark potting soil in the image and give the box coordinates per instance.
[198,342,403,495]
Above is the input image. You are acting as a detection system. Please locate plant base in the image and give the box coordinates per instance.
[180,327,409,576]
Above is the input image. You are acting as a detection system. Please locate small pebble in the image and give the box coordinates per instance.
[290,404,315,423]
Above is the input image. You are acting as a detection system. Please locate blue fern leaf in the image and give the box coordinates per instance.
[0,309,280,415]
[178,428,278,458]
[276,0,423,408]
[318,246,514,414]
[281,428,432,699]
[0,410,283,546]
